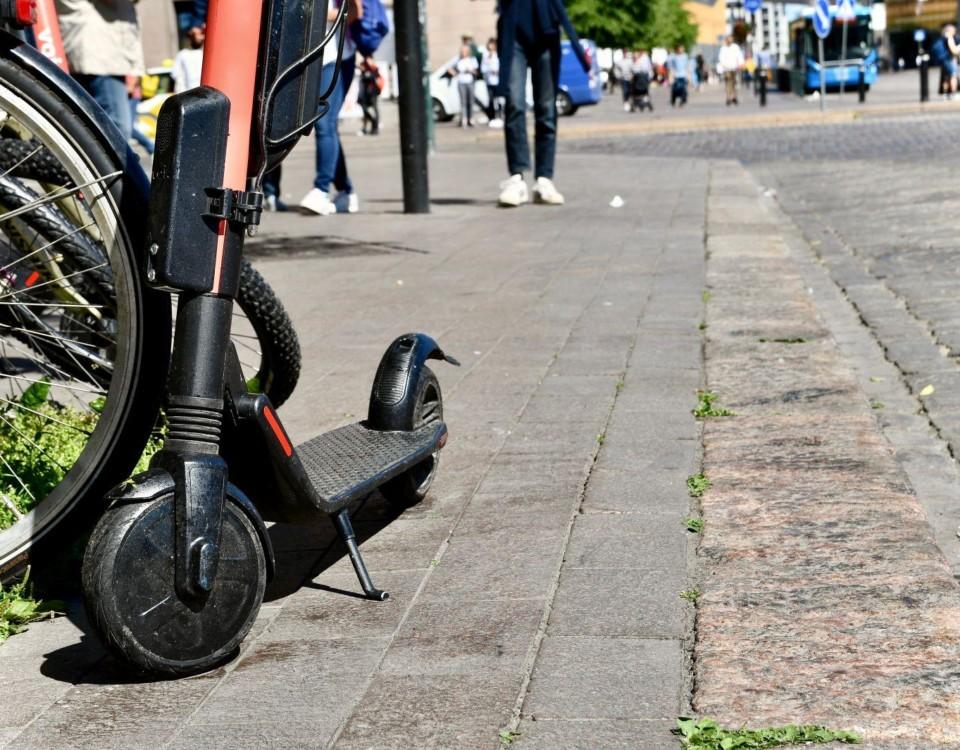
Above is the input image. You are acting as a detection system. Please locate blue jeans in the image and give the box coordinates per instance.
[504,41,557,179]
[313,58,355,194]
[75,75,131,141]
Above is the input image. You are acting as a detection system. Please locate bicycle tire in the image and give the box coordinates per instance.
[0,136,70,185]
[236,260,300,408]
[0,57,169,581]
[0,136,301,407]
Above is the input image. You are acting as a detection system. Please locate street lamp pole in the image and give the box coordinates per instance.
[394,0,430,213]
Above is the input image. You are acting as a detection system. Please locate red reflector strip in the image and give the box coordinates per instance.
[24,271,40,287]
[15,0,36,25]
[263,405,293,457]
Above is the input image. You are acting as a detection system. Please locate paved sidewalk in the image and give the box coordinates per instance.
[3,121,960,748]
[0,147,705,749]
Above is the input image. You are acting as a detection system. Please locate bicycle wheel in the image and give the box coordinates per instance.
[0,138,301,408]
[0,57,169,580]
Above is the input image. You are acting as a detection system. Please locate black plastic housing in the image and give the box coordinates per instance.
[253,0,330,175]
[146,86,229,294]
[368,333,448,430]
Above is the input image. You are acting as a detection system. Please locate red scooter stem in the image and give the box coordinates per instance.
[200,0,263,293]
[32,0,68,72]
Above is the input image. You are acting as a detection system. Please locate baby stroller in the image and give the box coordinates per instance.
[631,72,653,112]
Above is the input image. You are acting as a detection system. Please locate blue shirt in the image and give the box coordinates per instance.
[668,53,689,80]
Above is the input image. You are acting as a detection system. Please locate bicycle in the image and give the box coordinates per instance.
[1,0,455,675]
[0,5,302,579]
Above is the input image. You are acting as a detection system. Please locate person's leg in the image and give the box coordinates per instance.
[313,62,344,192]
[80,75,132,140]
[530,44,557,180]
[465,83,474,125]
[331,58,355,195]
[504,42,531,176]
[371,94,379,134]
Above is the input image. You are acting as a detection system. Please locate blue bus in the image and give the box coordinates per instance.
[781,5,878,94]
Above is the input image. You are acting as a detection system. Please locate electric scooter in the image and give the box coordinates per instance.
[81,0,456,675]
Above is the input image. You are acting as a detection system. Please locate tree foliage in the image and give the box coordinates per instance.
[566,0,698,50]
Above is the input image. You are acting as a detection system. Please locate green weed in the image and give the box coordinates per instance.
[675,717,860,749]
[0,567,62,642]
[687,474,710,498]
[499,730,521,745]
[870,400,885,410]
[680,588,700,603]
[758,337,807,345]
[702,290,712,303]
[683,517,704,533]
[0,380,163,532]
[693,391,734,419]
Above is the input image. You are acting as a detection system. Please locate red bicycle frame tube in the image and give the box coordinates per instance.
[200,0,264,293]
[31,0,67,72]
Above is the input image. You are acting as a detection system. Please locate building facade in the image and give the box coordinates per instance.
[425,0,497,67]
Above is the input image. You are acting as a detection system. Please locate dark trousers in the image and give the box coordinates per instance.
[504,41,558,179]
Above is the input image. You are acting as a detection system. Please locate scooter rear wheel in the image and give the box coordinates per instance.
[82,490,266,676]
[379,366,443,507]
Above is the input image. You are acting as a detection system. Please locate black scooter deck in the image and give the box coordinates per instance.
[297,421,444,507]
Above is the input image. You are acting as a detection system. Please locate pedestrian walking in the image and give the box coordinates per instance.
[667,44,690,107]
[717,36,744,106]
[615,49,633,111]
[299,0,363,216]
[695,53,707,90]
[56,0,144,140]
[450,45,479,127]
[931,24,960,98]
[357,55,382,135]
[482,38,504,127]
[172,24,204,93]
[495,0,591,207]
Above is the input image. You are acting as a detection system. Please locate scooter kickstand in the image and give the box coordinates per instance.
[332,509,389,601]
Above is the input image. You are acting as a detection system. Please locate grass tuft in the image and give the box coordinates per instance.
[687,474,710,498]
[0,567,62,642]
[675,717,860,749]
[758,337,808,344]
[680,588,700,603]
[693,391,735,419]
[499,730,521,745]
[683,517,704,533]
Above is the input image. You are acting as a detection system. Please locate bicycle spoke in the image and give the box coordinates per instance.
[0,171,121,226]
[0,491,23,520]
[0,142,43,181]
[0,300,107,309]
[0,453,35,508]
[1,371,99,394]
[0,323,108,384]
[0,412,71,472]
[0,261,108,303]
[0,396,96,435]
[0,219,95,274]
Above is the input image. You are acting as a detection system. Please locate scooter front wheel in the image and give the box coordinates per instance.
[82,489,266,676]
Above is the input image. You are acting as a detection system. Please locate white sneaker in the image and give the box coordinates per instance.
[488,118,504,129]
[498,174,529,207]
[533,177,564,206]
[299,188,336,216]
[334,191,359,214]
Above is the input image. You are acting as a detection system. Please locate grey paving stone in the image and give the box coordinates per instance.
[580,465,690,516]
[188,638,387,727]
[565,515,688,570]
[335,674,517,750]
[166,722,335,750]
[417,532,563,602]
[514,718,678,749]
[379,598,544,676]
[12,672,220,749]
[523,636,683,720]
[548,567,686,638]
